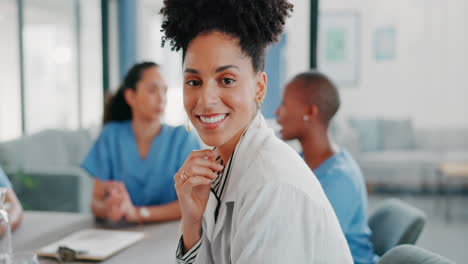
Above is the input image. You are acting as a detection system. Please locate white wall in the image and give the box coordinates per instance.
[284,0,310,80]
[320,0,468,129]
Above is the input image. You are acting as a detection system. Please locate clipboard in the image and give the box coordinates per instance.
[36,229,145,261]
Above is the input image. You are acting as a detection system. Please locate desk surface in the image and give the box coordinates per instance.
[14,211,180,264]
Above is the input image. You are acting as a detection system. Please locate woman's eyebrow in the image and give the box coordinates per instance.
[184,65,239,74]
[184,68,199,74]
[215,65,239,73]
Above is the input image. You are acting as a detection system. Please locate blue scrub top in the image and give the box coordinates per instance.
[0,167,11,188]
[81,121,201,207]
[312,150,377,264]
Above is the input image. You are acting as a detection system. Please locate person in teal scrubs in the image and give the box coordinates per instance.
[276,71,377,264]
[82,62,201,224]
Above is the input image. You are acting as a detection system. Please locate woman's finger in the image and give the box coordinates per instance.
[174,166,218,188]
[110,182,127,194]
[187,149,219,160]
[108,206,124,222]
[179,176,212,193]
[105,191,124,206]
[187,166,219,180]
[192,158,224,172]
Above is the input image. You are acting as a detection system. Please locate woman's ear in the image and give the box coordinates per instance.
[255,72,268,103]
[124,88,135,108]
[307,104,319,121]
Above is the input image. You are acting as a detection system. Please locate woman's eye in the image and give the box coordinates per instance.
[221,78,235,85]
[186,80,201,86]
[148,86,157,93]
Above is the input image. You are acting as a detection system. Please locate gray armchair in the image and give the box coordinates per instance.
[0,129,94,212]
[369,199,427,256]
[378,245,454,264]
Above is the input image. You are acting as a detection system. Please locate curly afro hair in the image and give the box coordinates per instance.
[160,0,293,72]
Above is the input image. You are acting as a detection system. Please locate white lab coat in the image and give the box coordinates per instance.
[180,114,353,263]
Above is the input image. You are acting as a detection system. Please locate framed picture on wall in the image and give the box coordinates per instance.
[374,26,397,61]
[318,12,360,86]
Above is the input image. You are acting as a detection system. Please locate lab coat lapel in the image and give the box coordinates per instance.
[203,191,218,242]
[211,114,270,241]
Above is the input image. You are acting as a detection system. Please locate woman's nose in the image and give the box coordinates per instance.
[198,81,219,106]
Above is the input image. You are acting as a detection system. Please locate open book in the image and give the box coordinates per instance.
[36,229,145,261]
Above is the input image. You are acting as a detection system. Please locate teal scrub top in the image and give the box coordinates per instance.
[313,150,377,264]
[81,121,201,206]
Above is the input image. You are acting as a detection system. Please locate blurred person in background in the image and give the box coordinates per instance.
[82,62,201,224]
[276,71,378,264]
[0,166,23,231]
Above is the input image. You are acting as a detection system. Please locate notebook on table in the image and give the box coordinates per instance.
[36,229,145,261]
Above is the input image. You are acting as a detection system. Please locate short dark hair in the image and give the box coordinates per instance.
[159,0,293,72]
[293,71,340,126]
[103,62,159,124]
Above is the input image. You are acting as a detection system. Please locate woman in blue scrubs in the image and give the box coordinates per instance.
[82,62,201,223]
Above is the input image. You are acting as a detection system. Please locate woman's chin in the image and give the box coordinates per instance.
[142,113,162,123]
[199,135,225,148]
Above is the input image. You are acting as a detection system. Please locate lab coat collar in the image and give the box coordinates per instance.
[211,113,272,241]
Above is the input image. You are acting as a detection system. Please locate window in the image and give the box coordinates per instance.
[0,0,22,141]
[23,0,79,133]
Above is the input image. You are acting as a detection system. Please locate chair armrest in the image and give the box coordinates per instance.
[4,166,92,213]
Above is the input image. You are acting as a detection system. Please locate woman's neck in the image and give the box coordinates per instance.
[300,127,334,170]
[131,117,162,159]
[131,117,161,142]
[217,129,244,163]
[216,113,258,162]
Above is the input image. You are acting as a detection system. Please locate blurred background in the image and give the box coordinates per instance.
[0,0,467,262]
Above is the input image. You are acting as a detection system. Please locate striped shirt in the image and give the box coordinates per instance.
[176,153,234,263]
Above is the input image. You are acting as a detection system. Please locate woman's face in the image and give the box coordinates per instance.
[126,66,167,122]
[275,79,308,140]
[183,31,266,147]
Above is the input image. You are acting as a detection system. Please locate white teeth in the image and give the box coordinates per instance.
[200,114,227,124]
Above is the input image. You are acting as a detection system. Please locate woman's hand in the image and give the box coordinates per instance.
[115,184,142,223]
[103,182,127,222]
[123,204,142,223]
[174,149,223,249]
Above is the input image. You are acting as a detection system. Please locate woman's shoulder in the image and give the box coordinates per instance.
[245,134,319,190]
[230,127,330,209]
[258,134,307,171]
[241,145,331,211]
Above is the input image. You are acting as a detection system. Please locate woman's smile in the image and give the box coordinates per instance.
[196,113,229,130]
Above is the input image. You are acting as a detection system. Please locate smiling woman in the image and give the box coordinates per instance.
[182,32,266,150]
[160,0,353,263]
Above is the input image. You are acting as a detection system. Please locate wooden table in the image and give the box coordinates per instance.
[14,211,181,263]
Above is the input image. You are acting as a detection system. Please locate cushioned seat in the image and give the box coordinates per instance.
[0,129,94,212]
[369,199,427,256]
[378,245,455,264]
